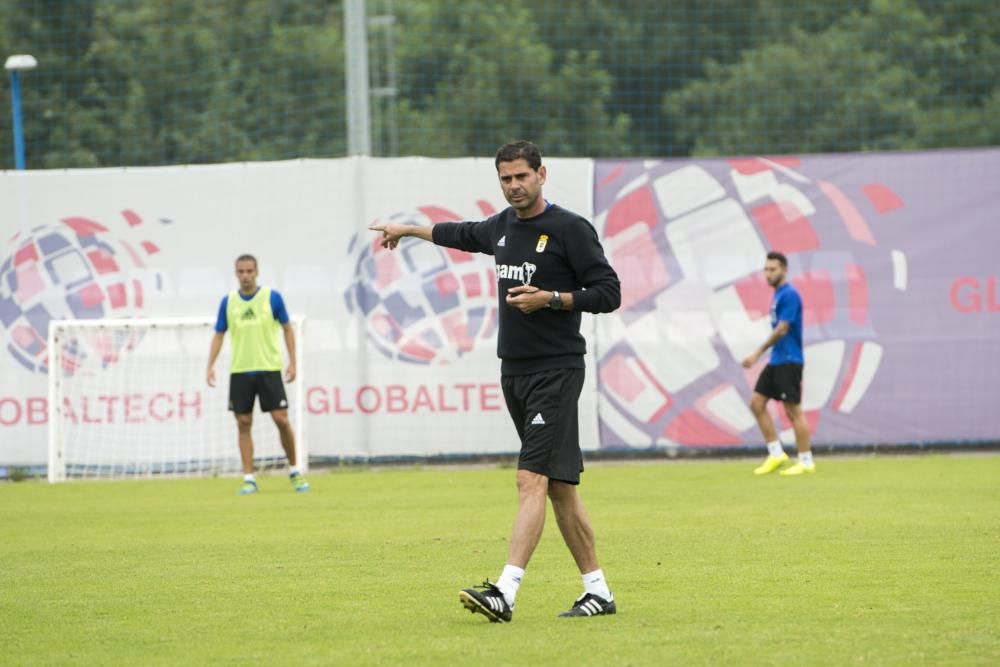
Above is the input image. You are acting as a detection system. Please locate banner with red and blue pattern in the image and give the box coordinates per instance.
[1,150,997,470]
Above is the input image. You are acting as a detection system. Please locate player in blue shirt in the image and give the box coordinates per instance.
[742,251,815,476]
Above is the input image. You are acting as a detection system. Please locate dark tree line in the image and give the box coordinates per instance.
[0,0,997,168]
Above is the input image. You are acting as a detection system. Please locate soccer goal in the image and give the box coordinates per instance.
[47,316,307,482]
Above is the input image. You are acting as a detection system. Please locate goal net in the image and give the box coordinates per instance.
[47,316,307,482]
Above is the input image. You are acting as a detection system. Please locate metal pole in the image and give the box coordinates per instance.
[9,70,26,170]
[369,6,399,157]
[344,0,372,155]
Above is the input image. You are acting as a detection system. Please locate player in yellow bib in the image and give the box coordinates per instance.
[206,254,309,494]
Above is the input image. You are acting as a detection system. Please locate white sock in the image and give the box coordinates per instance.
[582,569,612,600]
[496,564,524,607]
[289,467,300,476]
[243,473,256,483]
[766,440,784,458]
[799,451,814,466]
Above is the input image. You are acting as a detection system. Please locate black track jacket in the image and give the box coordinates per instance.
[432,203,621,375]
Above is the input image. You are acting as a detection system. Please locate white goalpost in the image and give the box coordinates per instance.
[47,316,307,482]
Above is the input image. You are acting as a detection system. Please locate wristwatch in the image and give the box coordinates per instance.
[548,290,562,310]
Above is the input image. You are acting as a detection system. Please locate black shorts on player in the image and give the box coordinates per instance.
[228,371,288,413]
[501,367,585,485]
[753,363,803,405]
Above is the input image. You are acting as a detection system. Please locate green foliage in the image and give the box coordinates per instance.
[393,0,628,157]
[1,456,998,664]
[1,0,345,168]
[6,466,32,482]
[664,0,1000,155]
[0,0,997,166]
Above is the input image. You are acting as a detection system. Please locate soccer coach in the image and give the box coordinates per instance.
[370,140,621,622]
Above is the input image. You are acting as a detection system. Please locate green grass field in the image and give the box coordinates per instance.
[2,454,998,666]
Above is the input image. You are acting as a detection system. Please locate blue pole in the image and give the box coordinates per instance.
[10,69,26,170]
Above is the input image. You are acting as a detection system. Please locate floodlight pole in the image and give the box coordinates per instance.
[9,70,26,169]
[344,0,372,155]
[5,54,38,170]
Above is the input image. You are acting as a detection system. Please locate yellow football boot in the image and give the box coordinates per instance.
[753,452,789,475]
[779,461,816,476]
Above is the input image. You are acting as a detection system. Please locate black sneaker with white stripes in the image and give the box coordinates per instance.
[558,592,616,617]
[459,580,512,623]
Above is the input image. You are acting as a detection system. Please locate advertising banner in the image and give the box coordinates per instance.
[2,149,997,469]
[0,157,594,467]
[593,150,1000,448]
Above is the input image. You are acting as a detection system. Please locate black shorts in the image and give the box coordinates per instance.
[753,363,803,404]
[501,368,586,485]
[229,371,288,413]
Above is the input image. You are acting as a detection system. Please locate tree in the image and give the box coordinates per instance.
[2,0,997,167]
[663,0,1000,155]
[1,0,103,168]
[393,0,628,157]
[1,0,346,168]
[535,0,858,156]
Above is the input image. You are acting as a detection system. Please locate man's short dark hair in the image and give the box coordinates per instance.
[495,140,542,171]
[766,251,788,268]
[235,254,257,268]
